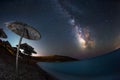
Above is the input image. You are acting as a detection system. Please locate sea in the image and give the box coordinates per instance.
[37,49,120,80]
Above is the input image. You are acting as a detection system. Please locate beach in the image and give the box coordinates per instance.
[0,58,58,80]
[0,46,58,80]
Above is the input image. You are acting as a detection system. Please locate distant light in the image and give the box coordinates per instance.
[20,49,24,53]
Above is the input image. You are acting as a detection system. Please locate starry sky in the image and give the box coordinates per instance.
[0,0,120,59]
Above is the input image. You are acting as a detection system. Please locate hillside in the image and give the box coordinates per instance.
[32,55,78,62]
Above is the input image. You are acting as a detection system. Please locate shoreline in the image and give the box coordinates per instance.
[35,63,58,80]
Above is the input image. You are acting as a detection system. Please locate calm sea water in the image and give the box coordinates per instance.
[37,50,120,80]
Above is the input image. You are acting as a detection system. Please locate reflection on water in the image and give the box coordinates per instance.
[37,49,120,80]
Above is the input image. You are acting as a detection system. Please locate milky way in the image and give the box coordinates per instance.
[56,0,95,50]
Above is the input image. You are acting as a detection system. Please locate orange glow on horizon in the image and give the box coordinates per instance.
[32,53,43,56]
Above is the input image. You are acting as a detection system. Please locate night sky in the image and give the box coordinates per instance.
[0,0,120,59]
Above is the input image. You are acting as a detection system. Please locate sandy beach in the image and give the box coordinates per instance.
[0,46,58,80]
